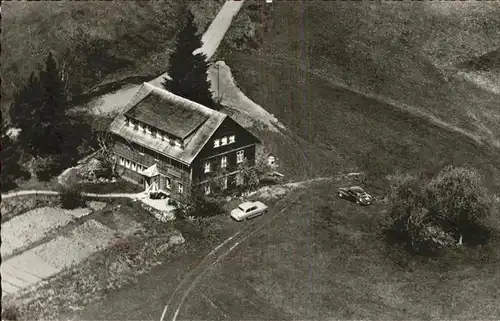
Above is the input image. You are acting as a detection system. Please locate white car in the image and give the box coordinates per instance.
[230,201,268,221]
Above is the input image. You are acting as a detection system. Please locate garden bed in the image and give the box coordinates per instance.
[1,194,61,224]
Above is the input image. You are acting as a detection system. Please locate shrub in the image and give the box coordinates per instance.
[387,166,493,253]
[60,186,86,209]
[1,303,20,321]
[33,156,62,181]
[426,166,492,231]
[173,189,224,220]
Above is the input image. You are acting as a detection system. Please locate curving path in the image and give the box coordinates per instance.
[1,190,142,200]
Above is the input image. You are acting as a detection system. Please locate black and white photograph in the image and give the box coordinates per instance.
[1,0,500,320]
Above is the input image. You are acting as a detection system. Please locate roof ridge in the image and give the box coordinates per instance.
[143,82,224,118]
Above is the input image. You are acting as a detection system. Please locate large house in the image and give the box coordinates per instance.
[108,82,261,200]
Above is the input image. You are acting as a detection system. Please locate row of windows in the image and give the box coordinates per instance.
[203,173,243,195]
[125,117,183,148]
[204,150,245,173]
[214,135,235,148]
[118,156,184,193]
[125,140,187,171]
[119,157,147,173]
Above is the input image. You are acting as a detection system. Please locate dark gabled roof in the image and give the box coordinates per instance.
[124,92,209,139]
[109,83,228,165]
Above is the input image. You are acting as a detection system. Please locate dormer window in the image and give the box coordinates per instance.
[221,136,228,146]
[214,139,220,148]
[229,135,235,143]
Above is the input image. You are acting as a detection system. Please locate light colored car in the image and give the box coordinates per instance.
[230,201,268,221]
[338,185,373,205]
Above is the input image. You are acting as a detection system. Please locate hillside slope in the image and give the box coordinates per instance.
[227,2,500,146]
[220,1,500,189]
[1,1,223,114]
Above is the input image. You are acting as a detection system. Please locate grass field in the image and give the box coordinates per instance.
[219,2,500,193]
[168,3,500,319]
[180,180,500,320]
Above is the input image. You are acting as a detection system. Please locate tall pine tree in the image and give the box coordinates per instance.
[9,72,43,131]
[163,11,216,109]
[29,52,68,156]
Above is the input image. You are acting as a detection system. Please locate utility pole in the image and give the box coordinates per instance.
[217,62,220,103]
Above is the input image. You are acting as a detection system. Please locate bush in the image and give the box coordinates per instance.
[173,190,224,220]
[60,186,86,209]
[1,303,20,321]
[33,156,62,182]
[426,166,492,230]
[387,166,493,253]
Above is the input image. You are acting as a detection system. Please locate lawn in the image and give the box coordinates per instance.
[180,180,500,320]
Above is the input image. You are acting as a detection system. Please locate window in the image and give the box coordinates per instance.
[137,144,145,155]
[204,184,211,195]
[145,125,151,135]
[131,162,137,171]
[151,128,157,138]
[119,157,125,166]
[125,118,130,127]
[222,177,228,190]
[229,135,235,143]
[221,136,228,146]
[204,161,211,173]
[125,160,131,169]
[165,177,171,189]
[130,119,137,130]
[178,183,184,194]
[175,139,182,148]
[221,156,227,168]
[236,173,243,186]
[236,150,244,164]
[138,123,144,132]
[214,139,220,148]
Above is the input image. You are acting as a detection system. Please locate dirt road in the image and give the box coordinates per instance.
[160,197,298,321]
[67,178,336,321]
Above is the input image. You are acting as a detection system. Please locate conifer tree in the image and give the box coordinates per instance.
[163,11,216,109]
[29,52,67,156]
[9,72,43,131]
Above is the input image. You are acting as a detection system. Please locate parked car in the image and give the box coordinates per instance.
[337,186,373,205]
[230,201,268,221]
